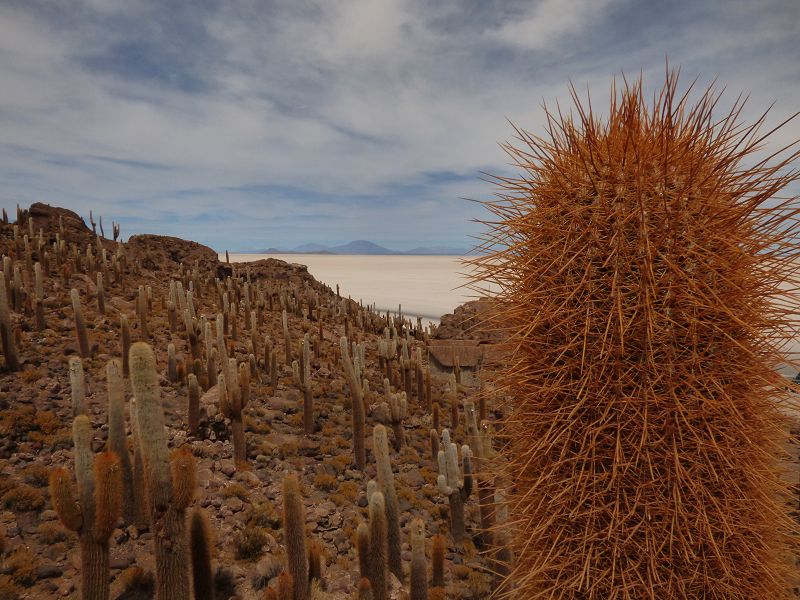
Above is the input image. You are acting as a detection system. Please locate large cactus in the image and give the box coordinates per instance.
[469,74,800,598]
[130,342,195,600]
[49,415,122,600]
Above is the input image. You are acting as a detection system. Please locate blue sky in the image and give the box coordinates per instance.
[0,0,798,251]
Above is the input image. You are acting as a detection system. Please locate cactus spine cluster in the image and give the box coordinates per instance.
[470,74,800,598]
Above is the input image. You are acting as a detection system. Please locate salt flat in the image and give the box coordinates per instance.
[225,253,479,322]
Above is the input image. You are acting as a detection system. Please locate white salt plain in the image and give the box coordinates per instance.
[225,254,478,323]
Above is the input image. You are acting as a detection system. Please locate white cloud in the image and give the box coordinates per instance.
[0,0,797,250]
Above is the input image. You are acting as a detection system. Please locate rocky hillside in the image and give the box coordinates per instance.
[0,204,507,599]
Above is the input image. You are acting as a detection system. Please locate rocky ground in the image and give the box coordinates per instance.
[0,204,504,599]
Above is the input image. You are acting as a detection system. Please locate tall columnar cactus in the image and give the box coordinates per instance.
[447,374,458,431]
[69,357,86,417]
[71,288,91,358]
[372,425,402,582]
[187,373,200,437]
[464,401,493,546]
[356,521,370,579]
[282,309,292,364]
[431,534,445,588]
[436,430,472,544]
[137,285,149,340]
[282,473,308,600]
[220,361,250,465]
[409,518,428,600]
[469,74,800,598]
[106,359,137,525]
[96,272,105,315]
[121,315,131,376]
[388,390,407,451]
[190,507,215,600]
[49,415,122,600]
[167,343,178,383]
[367,491,388,600]
[130,342,195,600]
[340,336,365,469]
[292,335,314,435]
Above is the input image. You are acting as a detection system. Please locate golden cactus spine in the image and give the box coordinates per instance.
[469,74,800,598]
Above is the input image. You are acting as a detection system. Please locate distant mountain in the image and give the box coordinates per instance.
[292,243,331,253]
[329,240,397,255]
[407,246,469,255]
[250,240,466,255]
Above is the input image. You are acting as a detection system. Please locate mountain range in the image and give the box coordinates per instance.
[252,240,469,255]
